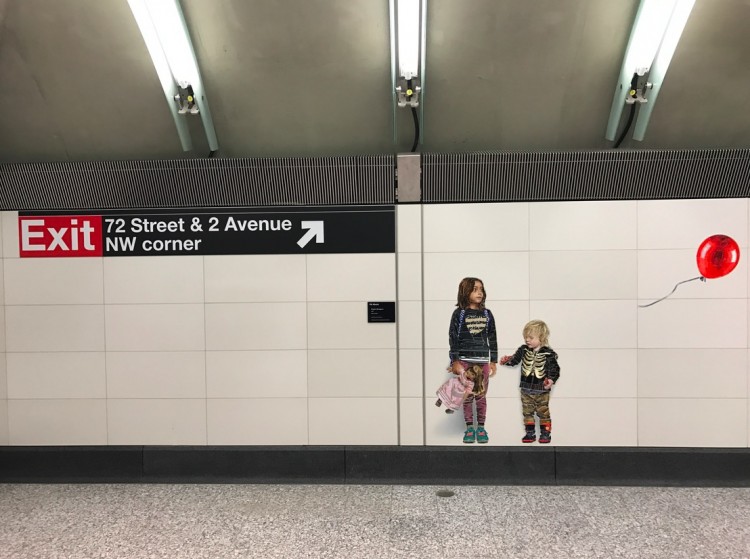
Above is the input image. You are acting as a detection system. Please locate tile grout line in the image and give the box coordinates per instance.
[305,253,310,446]
[203,254,208,446]
[394,205,401,446]
[102,257,109,445]
[421,204,427,446]
[636,200,639,447]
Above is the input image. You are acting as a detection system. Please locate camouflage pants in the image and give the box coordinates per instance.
[521,390,551,426]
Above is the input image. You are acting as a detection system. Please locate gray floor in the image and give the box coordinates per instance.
[1,484,748,559]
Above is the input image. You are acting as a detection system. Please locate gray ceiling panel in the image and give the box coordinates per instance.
[181,0,394,157]
[0,0,184,162]
[0,0,747,164]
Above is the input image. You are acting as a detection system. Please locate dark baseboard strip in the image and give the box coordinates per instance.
[1,446,748,486]
[555,447,750,487]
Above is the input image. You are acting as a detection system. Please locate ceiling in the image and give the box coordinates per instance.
[0,0,748,164]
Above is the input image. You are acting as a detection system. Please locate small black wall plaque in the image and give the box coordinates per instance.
[368,302,396,323]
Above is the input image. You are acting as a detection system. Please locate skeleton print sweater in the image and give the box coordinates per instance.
[503,345,560,392]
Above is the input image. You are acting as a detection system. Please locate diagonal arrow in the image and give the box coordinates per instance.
[297,221,325,248]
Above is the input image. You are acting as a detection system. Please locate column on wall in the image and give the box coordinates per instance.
[0,212,7,444]
[396,205,424,445]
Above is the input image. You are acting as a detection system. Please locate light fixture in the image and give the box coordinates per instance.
[128,0,219,154]
[389,0,426,151]
[391,0,425,107]
[605,0,695,144]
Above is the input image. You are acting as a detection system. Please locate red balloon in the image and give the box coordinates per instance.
[696,235,740,279]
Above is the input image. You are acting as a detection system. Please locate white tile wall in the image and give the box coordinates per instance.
[0,400,7,445]
[530,201,637,251]
[107,399,207,445]
[2,198,750,449]
[5,305,105,352]
[638,399,747,447]
[638,299,746,349]
[308,349,396,398]
[424,396,473,446]
[308,302,396,349]
[531,250,637,300]
[398,301,422,349]
[206,350,307,398]
[0,352,6,400]
[531,300,637,349]
[4,258,103,304]
[204,255,306,302]
[638,199,748,250]
[494,354,526,395]
[639,249,747,300]
[308,398,397,445]
[423,203,529,253]
[106,351,205,398]
[542,349,638,398]
[7,352,106,398]
[399,348,423,398]
[206,302,306,350]
[553,398,638,446]
[423,252,529,301]
[207,398,308,445]
[0,223,4,444]
[1,211,19,258]
[397,252,422,301]
[8,399,107,445]
[638,349,747,399]
[397,205,422,253]
[104,256,203,303]
[105,304,205,351]
[307,254,395,301]
[399,397,424,445]
[0,306,4,353]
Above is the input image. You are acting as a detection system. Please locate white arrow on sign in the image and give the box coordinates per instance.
[297,221,325,248]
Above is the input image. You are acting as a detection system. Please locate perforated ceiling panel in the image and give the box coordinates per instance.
[0,156,396,210]
[422,149,750,203]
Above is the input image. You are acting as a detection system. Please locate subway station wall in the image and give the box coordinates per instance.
[1,199,749,447]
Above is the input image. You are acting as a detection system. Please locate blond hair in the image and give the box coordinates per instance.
[523,320,550,346]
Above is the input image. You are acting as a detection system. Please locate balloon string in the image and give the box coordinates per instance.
[638,276,706,308]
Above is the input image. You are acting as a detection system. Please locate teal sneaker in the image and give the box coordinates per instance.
[463,426,476,444]
[476,426,489,444]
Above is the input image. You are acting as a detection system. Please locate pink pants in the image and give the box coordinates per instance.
[457,361,490,425]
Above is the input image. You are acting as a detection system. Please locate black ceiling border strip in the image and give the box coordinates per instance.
[0,155,396,211]
[422,149,750,203]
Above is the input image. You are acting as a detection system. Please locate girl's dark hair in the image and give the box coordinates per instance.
[456,277,486,309]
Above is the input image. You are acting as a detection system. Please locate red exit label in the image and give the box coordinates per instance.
[19,216,103,257]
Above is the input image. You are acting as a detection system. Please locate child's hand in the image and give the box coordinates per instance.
[489,362,497,377]
[499,355,511,365]
[543,378,553,390]
[451,361,465,375]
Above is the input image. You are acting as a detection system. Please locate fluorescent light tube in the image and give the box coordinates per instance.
[128,0,218,152]
[396,0,421,79]
[605,0,694,142]
[633,0,695,140]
